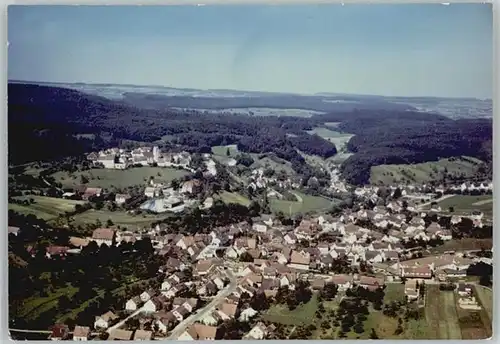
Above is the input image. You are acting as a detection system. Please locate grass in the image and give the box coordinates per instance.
[211,145,240,157]
[370,156,483,185]
[425,285,462,339]
[424,195,493,217]
[72,209,171,228]
[429,238,492,253]
[262,294,319,326]
[216,191,251,206]
[51,167,190,189]
[269,191,336,216]
[18,285,79,321]
[9,196,88,221]
[250,155,296,176]
[383,283,406,303]
[473,285,493,324]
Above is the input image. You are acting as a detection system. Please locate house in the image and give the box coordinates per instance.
[401,266,432,279]
[45,246,70,259]
[50,324,69,340]
[457,283,473,297]
[181,180,202,194]
[69,236,90,248]
[288,251,311,270]
[72,325,90,341]
[133,330,153,340]
[218,303,238,319]
[329,275,353,291]
[404,279,419,301]
[8,226,20,236]
[125,296,142,312]
[172,305,191,322]
[239,307,258,322]
[91,228,116,246]
[154,312,177,334]
[243,322,269,340]
[82,187,102,200]
[178,324,218,340]
[140,289,156,302]
[144,297,164,313]
[115,193,131,205]
[108,329,133,341]
[284,233,297,245]
[358,276,385,290]
[94,311,118,329]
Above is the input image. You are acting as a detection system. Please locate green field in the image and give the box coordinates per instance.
[250,155,296,176]
[269,191,336,216]
[18,285,79,321]
[211,145,240,157]
[474,285,493,323]
[370,156,483,185]
[425,285,462,339]
[383,283,406,303]
[262,294,319,326]
[424,195,493,217]
[72,209,170,228]
[216,191,251,206]
[9,196,88,220]
[51,167,190,189]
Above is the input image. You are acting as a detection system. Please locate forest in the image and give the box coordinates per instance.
[9,83,492,186]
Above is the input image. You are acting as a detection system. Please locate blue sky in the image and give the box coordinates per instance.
[8,4,493,98]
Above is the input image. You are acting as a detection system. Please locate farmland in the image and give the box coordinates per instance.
[9,196,88,221]
[383,283,406,303]
[425,285,462,339]
[51,167,190,189]
[269,191,337,216]
[370,156,484,185]
[211,144,240,157]
[424,195,493,217]
[72,209,170,228]
[216,191,251,207]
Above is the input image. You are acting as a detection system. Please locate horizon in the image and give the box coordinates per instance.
[7,78,492,101]
[8,4,493,99]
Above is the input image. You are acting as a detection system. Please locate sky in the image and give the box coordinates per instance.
[8,4,493,99]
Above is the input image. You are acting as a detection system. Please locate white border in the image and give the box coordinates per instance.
[1,1,498,343]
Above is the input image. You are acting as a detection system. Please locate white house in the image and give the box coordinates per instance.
[94,311,118,330]
[125,296,141,312]
[244,323,268,340]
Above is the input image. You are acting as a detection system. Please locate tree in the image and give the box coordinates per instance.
[393,187,402,199]
[226,148,231,156]
[106,219,114,227]
[239,252,254,263]
[449,206,454,213]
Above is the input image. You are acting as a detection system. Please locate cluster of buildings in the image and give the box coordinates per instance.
[87,147,192,171]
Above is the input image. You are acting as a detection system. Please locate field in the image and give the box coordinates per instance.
[261,294,319,326]
[9,196,88,221]
[425,285,462,339]
[17,285,79,321]
[250,155,296,176]
[424,195,493,217]
[383,283,406,303]
[306,127,354,162]
[429,238,493,253]
[51,167,190,189]
[72,209,170,228]
[216,191,251,206]
[370,156,483,185]
[211,144,240,157]
[269,191,336,216]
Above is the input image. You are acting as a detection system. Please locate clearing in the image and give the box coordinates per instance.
[306,127,354,162]
[211,145,240,157]
[424,195,493,217]
[429,238,492,254]
[425,285,462,339]
[72,209,170,228]
[17,285,79,321]
[215,191,251,207]
[269,191,336,216]
[383,283,406,303]
[261,294,319,326]
[9,196,88,221]
[370,156,484,185]
[51,167,190,190]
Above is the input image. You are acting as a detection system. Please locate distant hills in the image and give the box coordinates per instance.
[8,82,492,185]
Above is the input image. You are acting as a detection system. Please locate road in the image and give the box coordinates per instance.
[166,270,238,339]
[417,194,454,210]
[106,306,145,333]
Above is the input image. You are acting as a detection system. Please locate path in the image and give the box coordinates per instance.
[472,199,493,206]
[291,191,303,203]
[106,307,145,333]
[417,194,455,210]
[166,270,238,339]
